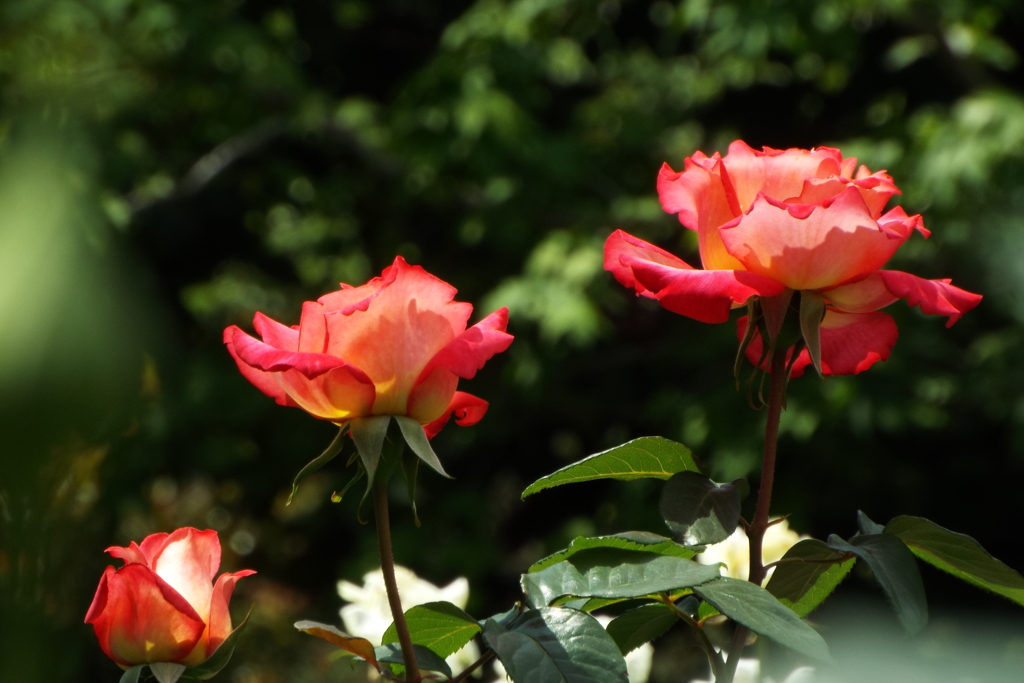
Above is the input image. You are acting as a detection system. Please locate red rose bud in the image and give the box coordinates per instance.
[85,528,255,667]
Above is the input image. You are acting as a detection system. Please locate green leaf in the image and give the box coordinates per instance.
[694,577,832,662]
[530,531,696,573]
[659,472,743,546]
[374,643,452,677]
[765,539,856,617]
[696,600,721,621]
[380,601,481,660]
[395,415,451,479]
[119,665,145,683]
[885,515,1024,607]
[827,533,928,635]
[350,416,391,486]
[521,549,720,608]
[288,426,346,505]
[799,291,825,377]
[294,620,379,670]
[401,451,421,526]
[483,607,628,683]
[522,437,704,498]
[857,510,884,536]
[605,604,678,654]
[185,606,252,679]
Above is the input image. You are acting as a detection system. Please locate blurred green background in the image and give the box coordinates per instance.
[2,0,1024,681]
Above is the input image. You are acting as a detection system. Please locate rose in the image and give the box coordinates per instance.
[224,256,513,436]
[605,140,981,375]
[85,528,255,668]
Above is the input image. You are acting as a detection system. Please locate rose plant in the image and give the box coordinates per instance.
[85,528,254,683]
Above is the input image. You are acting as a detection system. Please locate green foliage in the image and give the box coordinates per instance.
[885,515,1024,606]
[605,604,678,655]
[659,472,745,546]
[693,577,832,662]
[293,621,378,670]
[482,607,628,683]
[529,531,696,572]
[380,601,481,660]
[522,549,720,608]
[395,416,451,479]
[522,437,705,498]
[765,539,856,617]
[374,643,452,678]
[827,533,929,635]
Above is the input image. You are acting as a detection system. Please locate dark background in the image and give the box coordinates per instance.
[2,0,1024,681]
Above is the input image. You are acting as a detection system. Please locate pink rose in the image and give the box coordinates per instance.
[224,257,512,436]
[605,140,981,375]
[85,528,254,667]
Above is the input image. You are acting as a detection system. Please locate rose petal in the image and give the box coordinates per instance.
[604,229,693,297]
[657,160,743,270]
[417,308,513,381]
[823,272,900,314]
[150,528,221,625]
[85,564,205,666]
[253,312,298,351]
[228,326,365,380]
[198,569,256,662]
[739,311,898,377]
[105,541,148,566]
[423,392,489,439]
[878,270,982,327]
[274,364,378,422]
[719,141,844,212]
[789,170,900,219]
[224,326,296,406]
[720,186,907,291]
[877,205,931,239]
[406,368,459,425]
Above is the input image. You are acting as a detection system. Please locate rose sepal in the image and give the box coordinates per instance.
[288,425,346,505]
[119,665,146,683]
[183,605,253,680]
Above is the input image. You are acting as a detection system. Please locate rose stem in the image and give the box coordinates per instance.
[373,481,421,683]
[723,343,789,683]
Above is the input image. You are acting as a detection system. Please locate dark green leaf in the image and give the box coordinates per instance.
[697,600,721,622]
[186,606,252,679]
[294,621,379,670]
[827,533,928,634]
[694,577,832,662]
[765,539,856,617]
[350,416,391,486]
[522,437,704,498]
[380,601,481,659]
[530,532,696,573]
[659,472,742,546]
[885,515,1024,607]
[483,607,628,683]
[480,604,522,629]
[799,291,825,377]
[395,415,451,479]
[374,643,452,677]
[119,665,145,683]
[857,511,884,536]
[521,549,720,608]
[605,604,678,654]
[288,426,346,505]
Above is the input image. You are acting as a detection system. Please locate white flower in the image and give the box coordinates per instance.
[487,616,653,683]
[692,658,815,683]
[338,565,480,677]
[697,518,806,584]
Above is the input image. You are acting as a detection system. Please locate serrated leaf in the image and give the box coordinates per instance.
[697,600,721,622]
[530,532,696,573]
[288,426,346,505]
[521,549,720,608]
[857,510,884,536]
[350,416,391,486]
[765,539,855,617]
[827,533,928,635]
[381,601,481,660]
[294,621,379,670]
[885,515,1024,607]
[483,607,628,683]
[660,472,742,546]
[185,606,252,680]
[694,577,831,662]
[395,415,451,479]
[522,437,704,498]
[374,643,452,677]
[119,665,145,683]
[605,604,678,655]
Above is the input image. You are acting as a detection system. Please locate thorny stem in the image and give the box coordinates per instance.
[723,343,789,682]
[374,482,421,683]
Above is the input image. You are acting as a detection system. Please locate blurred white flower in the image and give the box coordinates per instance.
[486,615,653,683]
[338,565,480,677]
[692,657,815,683]
[697,518,807,584]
